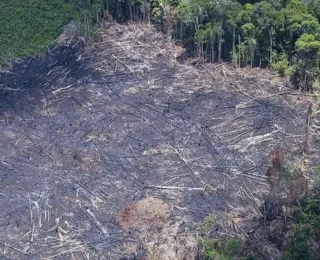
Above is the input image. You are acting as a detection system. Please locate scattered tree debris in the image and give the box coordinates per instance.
[0,23,318,259]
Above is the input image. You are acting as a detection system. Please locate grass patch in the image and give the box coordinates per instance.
[0,0,81,62]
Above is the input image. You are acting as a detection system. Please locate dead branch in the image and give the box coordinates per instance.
[146,185,205,191]
[112,54,133,72]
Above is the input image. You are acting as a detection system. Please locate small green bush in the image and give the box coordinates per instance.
[200,238,219,259]
[286,194,320,259]
[245,253,258,260]
[199,215,216,234]
[284,227,311,260]
[221,239,241,256]
[271,52,293,77]
[200,237,242,260]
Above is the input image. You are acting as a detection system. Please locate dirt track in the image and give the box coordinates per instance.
[0,23,318,259]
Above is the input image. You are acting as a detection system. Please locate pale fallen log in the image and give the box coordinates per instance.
[146,185,205,191]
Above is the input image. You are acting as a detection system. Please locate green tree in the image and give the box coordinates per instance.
[222,0,241,65]
[292,33,320,90]
[305,0,320,22]
[252,1,277,66]
[242,23,256,67]
[276,0,320,61]
[236,3,254,66]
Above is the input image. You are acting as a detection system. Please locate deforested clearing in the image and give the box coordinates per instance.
[0,23,319,260]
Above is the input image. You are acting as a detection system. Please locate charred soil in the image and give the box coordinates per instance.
[0,23,319,260]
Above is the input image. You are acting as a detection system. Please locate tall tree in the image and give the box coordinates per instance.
[293,33,320,90]
[275,0,320,62]
[252,1,276,66]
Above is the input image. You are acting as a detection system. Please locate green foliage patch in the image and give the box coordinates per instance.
[200,237,242,260]
[285,193,320,259]
[0,0,81,62]
[198,215,255,260]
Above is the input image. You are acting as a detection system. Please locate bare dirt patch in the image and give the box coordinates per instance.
[117,197,197,260]
[0,23,318,259]
[117,197,169,233]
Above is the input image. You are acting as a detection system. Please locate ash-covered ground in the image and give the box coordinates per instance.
[0,23,318,260]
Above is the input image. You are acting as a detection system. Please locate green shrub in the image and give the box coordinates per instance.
[245,253,258,260]
[284,227,311,260]
[221,239,241,256]
[286,194,320,259]
[198,216,244,259]
[199,215,216,235]
[200,237,242,260]
[271,52,293,77]
[200,238,219,259]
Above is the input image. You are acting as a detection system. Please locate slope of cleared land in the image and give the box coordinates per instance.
[0,23,319,259]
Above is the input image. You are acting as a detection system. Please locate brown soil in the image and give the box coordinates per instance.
[117,197,169,233]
